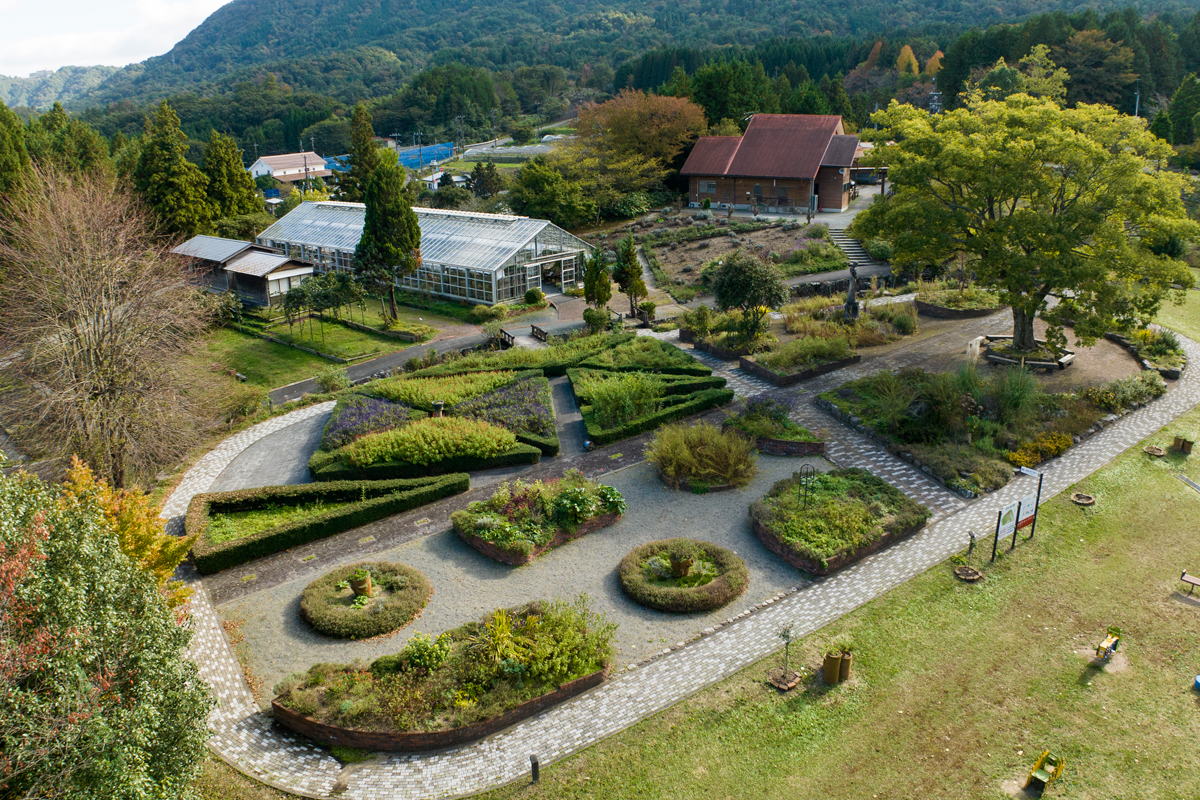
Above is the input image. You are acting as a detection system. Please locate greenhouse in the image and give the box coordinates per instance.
[256,201,592,305]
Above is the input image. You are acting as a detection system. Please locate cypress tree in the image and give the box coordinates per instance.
[204,131,260,219]
[583,247,612,309]
[1149,109,1172,143]
[354,157,420,319]
[0,99,30,195]
[339,103,381,203]
[1170,73,1200,145]
[134,101,215,238]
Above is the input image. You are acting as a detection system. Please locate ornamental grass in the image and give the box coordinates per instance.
[645,422,757,489]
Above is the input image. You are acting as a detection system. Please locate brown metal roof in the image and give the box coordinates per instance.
[681,114,846,180]
[821,134,859,168]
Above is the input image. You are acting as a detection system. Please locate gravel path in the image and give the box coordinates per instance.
[220,455,826,696]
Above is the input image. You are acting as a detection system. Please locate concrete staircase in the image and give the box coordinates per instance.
[830,229,888,269]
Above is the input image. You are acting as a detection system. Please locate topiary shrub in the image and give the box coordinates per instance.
[618,538,749,612]
[524,287,545,305]
[300,561,433,639]
[582,307,607,333]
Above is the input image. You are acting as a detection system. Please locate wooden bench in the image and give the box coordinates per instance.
[1182,570,1200,595]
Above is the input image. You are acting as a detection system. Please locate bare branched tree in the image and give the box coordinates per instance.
[0,168,209,487]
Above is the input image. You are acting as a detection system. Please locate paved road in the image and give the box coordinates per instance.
[207,411,330,493]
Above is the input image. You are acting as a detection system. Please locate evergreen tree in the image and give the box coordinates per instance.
[0,99,30,195]
[24,101,107,175]
[354,157,420,320]
[204,131,260,219]
[1150,109,1173,143]
[469,161,503,197]
[612,234,646,316]
[659,65,692,98]
[133,101,215,238]
[822,74,853,118]
[583,247,612,309]
[339,103,381,202]
[1171,73,1200,144]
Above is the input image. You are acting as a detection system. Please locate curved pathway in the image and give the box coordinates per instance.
[168,334,1200,800]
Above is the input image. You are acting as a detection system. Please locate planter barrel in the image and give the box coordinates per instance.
[838,652,853,681]
[823,653,842,685]
[349,574,372,597]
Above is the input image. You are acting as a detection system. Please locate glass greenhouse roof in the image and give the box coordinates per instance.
[256,202,588,273]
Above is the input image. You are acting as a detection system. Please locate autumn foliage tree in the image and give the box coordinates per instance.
[574,90,707,167]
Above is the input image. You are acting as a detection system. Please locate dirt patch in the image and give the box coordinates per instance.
[1001,778,1038,797]
[1075,647,1129,673]
[651,226,844,288]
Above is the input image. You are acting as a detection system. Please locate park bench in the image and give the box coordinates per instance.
[1181,570,1200,595]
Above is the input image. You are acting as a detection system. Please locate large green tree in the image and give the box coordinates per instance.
[0,99,30,194]
[338,103,381,202]
[24,102,108,176]
[711,250,789,341]
[1053,30,1136,107]
[1170,73,1200,145]
[354,156,420,320]
[856,95,1196,352]
[612,235,647,316]
[583,246,613,309]
[203,131,260,219]
[507,160,595,229]
[133,101,215,238]
[0,470,212,799]
[691,60,778,127]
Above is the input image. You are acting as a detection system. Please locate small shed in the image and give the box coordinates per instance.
[173,235,311,307]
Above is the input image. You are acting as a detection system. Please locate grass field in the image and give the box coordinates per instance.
[1155,286,1200,343]
[194,400,1200,799]
[197,328,331,389]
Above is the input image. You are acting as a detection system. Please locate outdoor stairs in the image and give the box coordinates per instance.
[830,229,888,270]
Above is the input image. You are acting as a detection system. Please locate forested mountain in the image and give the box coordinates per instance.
[72,0,1200,108]
[0,66,118,109]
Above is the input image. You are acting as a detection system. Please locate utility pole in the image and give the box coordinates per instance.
[310,135,317,155]
[929,76,942,115]
[1134,79,1141,118]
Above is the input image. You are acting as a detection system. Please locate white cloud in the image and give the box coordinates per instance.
[0,0,230,77]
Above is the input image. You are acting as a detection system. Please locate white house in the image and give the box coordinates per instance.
[247,151,332,183]
[421,171,471,192]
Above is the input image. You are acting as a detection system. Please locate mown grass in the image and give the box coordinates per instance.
[206,498,351,544]
[1155,289,1200,344]
[266,318,416,360]
[474,407,1200,799]
[196,328,331,389]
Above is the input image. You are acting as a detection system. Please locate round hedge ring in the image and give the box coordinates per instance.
[300,561,432,639]
[618,538,749,613]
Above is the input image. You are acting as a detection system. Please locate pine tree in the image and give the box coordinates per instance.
[1170,74,1200,145]
[583,247,612,309]
[0,99,30,195]
[133,101,215,238]
[204,131,260,219]
[354,157,420,319]
[339,103,381,202]
[1150,109,1172,143]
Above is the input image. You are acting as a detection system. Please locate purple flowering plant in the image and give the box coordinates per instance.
[322,394,414,451]
[453,377,554,436]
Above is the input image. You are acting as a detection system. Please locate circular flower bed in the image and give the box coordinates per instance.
[618,538,748,613]
[300,561,432,639]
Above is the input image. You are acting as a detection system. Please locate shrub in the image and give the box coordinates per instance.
[645,422,757,488]
[187,475,470,574]
[589,373,663,428]
[578,336,710,375]
[618,538,749,612]
[524,287,545,305]
[726,394,819,442]
[468,303,508,323]
[1006,431,1076,467]
[756,336,853,374]
[865,238,892,260]
[701,198,711,209]
[582,307,607,333]
[315,365,351,393]
[678,305,712,338]
[905,442,1011,493]
[891,311,916,335]
[369,370,530,408]
[300,561,432,639]
[451,470,625,560]
[639,301,657,320]
[582,387,735,445]
[343,417,517,467]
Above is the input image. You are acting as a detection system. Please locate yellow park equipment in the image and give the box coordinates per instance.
[1096,625,1121,660]
[1024,750,1065,791]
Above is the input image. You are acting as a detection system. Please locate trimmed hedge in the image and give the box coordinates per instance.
[187,474,470,574]
[618,538,749,613]
[300,561,432,639]
[516,430,560,456]
[310,443,542,481]
[566,369,727,405]
[363,369,544,412]
[581,388,735,445]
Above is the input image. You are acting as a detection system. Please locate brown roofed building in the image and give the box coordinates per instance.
[680,115,858,213]
[248,151,332,184]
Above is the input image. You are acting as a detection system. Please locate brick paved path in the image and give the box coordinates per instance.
[169,332,1200,800]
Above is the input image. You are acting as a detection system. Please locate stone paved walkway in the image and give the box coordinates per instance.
[168,331,1200,800]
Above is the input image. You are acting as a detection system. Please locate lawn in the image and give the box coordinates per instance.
[267,317,422,360]
[1155,288,1200,343]
[197,328,331,389]
[469,406,1200,799]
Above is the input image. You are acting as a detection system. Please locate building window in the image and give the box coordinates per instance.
[700,180,716,194]
[843,183,851,193]
[777,186,788,200]
[753,184,763,198]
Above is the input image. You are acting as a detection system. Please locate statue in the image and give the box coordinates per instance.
[844,263,860,321]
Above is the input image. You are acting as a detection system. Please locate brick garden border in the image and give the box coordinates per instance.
[1104,332,1186,380]
[455,512,623,566]
[750,517,927,576]
[913,298,1006,319]
[271,666,608,752]
[694,340,752,360]
[738,354,862,387]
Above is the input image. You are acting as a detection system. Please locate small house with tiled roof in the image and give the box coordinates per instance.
[680,115,858,213]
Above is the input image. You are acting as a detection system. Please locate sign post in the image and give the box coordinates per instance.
[1018,466,1044,540]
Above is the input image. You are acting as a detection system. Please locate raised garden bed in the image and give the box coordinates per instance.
[749,468,931,575]
[451,470,626,565]
[187,475,470,574]
[300,561,432,639]
[272,598,614,751]
[722,426,825,457]
[739,353,861,387]
[618,538,749,613]
[722,395,824,456]
[983,336,1074,371]
[694,339,752,360]
[1105,331,1187,380]
[913,298,1005,319]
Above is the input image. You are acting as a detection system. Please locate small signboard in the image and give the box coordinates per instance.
[998,501,1020,541]
[1019,466,1040,478]
[1017,492,1038,530]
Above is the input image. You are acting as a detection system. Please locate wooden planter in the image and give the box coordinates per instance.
[738,354,862,387]
[913,298,1005,319]
[750,517,928,576]
[272,666,607,752]
[457,513,623,566]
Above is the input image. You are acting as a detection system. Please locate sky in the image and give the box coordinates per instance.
[0,0,229,78]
